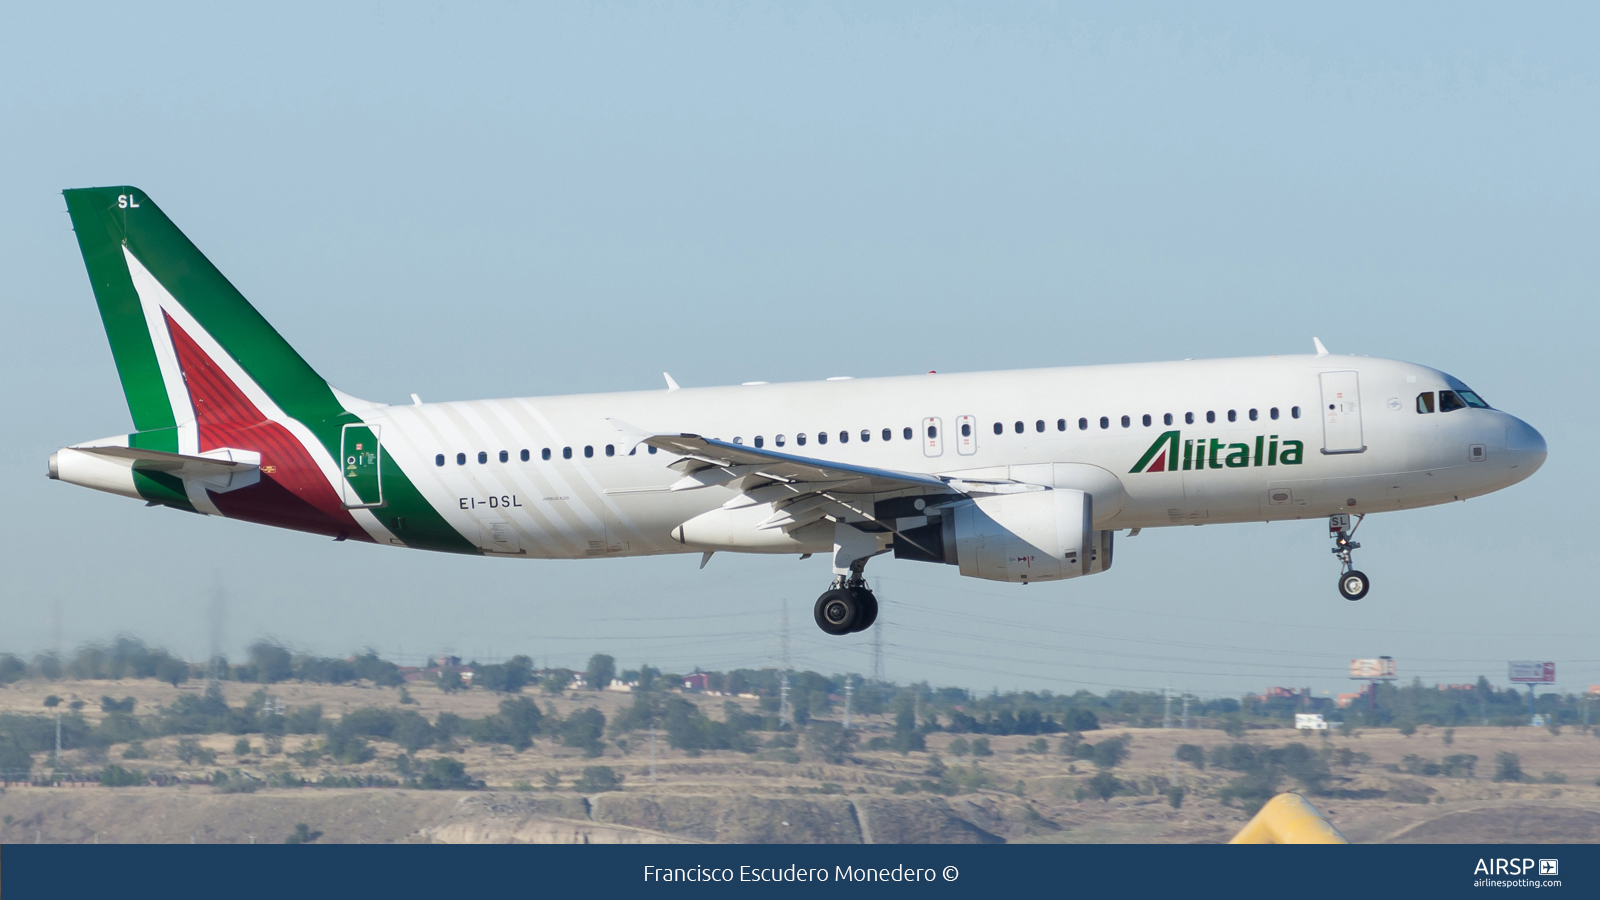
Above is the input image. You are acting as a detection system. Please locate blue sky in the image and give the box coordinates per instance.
[2,4,1595,698]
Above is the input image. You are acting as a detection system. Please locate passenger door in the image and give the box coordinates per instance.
[1319,371,1365,454]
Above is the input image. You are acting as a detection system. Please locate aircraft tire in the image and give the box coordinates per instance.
[849,588,878,632]
[815,588,860,635]
[1338,570,1370,601]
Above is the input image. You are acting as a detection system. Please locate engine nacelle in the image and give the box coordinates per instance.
[902,490,1113,582]
[893,489,1113,583]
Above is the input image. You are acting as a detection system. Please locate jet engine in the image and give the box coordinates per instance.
[893,488,1113,583]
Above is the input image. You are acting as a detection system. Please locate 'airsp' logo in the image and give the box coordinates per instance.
[1129,430,1304,474]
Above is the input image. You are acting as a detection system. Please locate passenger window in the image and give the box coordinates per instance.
[1185,412,1194,425]
[962,422,973,437]
[818,432,828,445]
[520,449,529,462]
[775,435,786,447]
[882,428,891,441]
[1078,418,1088,430]
[1206,411,1216,424]
[542,448,551,460]
[1439,391,1466,412]
[1100,417,1109,429]
[1142,414,1151,427]
[1120,415,1130,428]
[839,431,849,443]
[993,422,1002,435]
[1163,413,1173,426]
[477,451,488,464]
[648,445,658,454]
[1014,421,1024,434]
[499,450,509,463]
[1249,409,1258,421]
[733,437,743,445]
[903,427,913,440]
[435,454,445,467]
[1227,410,1237,422]
[1035,420,1044,432]
[584,446,594,458]
[457,453,466,465]
[1270,407,1279,420]
[1416,392,1435,414]
[860,430,870,442]
[1057,418,1066,431]
[605,444,616,456]
[1292,406,1301,419]
[563,447,572,459]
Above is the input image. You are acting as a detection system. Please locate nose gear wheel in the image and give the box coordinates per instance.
[1329,513,1370,601]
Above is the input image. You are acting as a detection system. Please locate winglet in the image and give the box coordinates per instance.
[1312,337,1330,358]
[663,372,681,392]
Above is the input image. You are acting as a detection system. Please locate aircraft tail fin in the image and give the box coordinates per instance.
[62,186,345,451]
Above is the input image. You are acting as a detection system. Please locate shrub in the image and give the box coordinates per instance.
[1089,771,1122,802]
[121,741,150,760]
[285,823,322,844]
[970,738,993,757]
[419,757,482,790]
[1175,744,1205,769]
[561,707,607,757]
[234,738,252,757]
[99,764,145,787]
[1064,708,1100,732]
[947,737,970,756]
[1166,786,1186,809]
[175,738,216,766]
[573,765,623,792]
[1442,754,1478,778]
[212,769,261,793]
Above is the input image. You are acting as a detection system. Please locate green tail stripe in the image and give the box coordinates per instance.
[63,190,174,433]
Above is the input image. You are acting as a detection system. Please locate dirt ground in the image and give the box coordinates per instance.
[3,678,1598,843]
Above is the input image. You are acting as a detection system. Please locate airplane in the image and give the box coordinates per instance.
[49,186,1548,635]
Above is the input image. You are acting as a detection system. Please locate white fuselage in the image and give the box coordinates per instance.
[357,353,1545,558]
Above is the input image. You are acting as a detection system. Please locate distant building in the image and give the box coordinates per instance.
[606,678,636,692]
[682,673,710,691]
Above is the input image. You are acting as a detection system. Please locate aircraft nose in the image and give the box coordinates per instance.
[1505,416,1547,476]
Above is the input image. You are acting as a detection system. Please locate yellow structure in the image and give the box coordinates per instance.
[1229,792,1348,844]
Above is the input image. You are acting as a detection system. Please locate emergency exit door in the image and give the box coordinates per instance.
[1318,371,1365,454]
[339,423,385,508]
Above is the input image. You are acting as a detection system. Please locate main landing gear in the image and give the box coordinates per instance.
[1330,513,1370,601]
[815,523,884,636]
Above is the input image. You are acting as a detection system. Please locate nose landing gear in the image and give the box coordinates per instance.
[1330,513,1369,601]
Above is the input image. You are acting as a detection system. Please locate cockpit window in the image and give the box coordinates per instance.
[1457,390,1490,409]
[1416,392,1435,414]
[1439,390,1466,412]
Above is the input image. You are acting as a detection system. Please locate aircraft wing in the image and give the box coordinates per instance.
[635,432,1036,534]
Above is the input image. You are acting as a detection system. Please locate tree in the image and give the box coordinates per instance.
[1222,715,1246,738]
[0,738,33,781]
[248,641,294,683]
[1166,786,1186,809]
[285,823,322,844]
[585,654,616,691]
[1493,752,1525,783]
[1092,736,1128,770]
[970,737,993,757]
[561,707,607,756]
[436,669,463,693]
[234,738,252,756]
[947,737,971,756]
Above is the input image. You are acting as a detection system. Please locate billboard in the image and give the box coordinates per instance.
[1509,661,1555,683]
[1350,657,1397,680]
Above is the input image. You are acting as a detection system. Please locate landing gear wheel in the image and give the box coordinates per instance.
[1338,570,1370,601]
[849,588,878,632]
[814,588,860,636]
